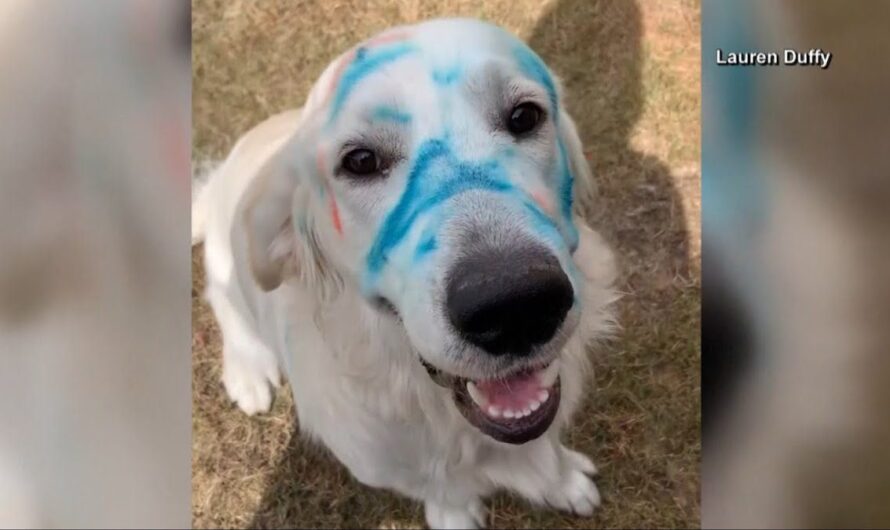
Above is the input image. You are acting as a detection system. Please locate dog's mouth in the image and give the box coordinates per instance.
[421,358,561,445]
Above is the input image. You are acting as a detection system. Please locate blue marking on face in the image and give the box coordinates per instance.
[364,138,515,286]
[512,45,559,115]
[371,105,412,124]
[521,197,582,299]
[328,42,418,125]
[363,136,579,292]
[521,199,563,247]
[557,139,580,251]
[432,65,462,86]
[415,233,438,260]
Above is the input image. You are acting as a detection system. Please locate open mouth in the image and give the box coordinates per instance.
[423,359,561,444]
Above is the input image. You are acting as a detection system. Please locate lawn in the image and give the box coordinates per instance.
[192,0,700,527]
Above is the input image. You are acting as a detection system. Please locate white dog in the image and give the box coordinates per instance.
[193,18,617,529]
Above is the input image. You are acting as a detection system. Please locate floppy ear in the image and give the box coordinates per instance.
[241,146,300,291]
[240,131,341,298]
[557,108,597,219]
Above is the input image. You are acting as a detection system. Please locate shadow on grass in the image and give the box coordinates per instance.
[519,0,697,527]
[250,0,696,527]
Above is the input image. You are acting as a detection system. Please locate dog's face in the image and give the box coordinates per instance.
[245,19,606,444]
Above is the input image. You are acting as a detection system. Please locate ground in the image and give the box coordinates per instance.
[191,0,700,528]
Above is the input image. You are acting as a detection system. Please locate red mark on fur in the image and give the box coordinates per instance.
[365,29,410,47]
[531,189,554,215]
[324,49,357,104]
[327,184,343,236]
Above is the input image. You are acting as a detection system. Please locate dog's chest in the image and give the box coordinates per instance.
[266,296,493,484]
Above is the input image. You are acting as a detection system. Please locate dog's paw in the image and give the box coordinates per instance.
[221,352,280,416]
[563,447,598,476]
[544,451,602,517]
[424,498,487,529]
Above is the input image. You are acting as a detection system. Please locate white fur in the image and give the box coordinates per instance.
[195,19,617,528]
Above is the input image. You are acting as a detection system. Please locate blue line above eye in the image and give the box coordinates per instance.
[432,66,461,86]
[329,43,418,125]
[513,44,559,115]
[371,106,412,124]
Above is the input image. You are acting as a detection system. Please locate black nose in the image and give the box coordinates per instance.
[445,247,574,356]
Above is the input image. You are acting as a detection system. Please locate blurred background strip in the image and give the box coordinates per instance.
[0,0,191,528]
[702,0,890,527]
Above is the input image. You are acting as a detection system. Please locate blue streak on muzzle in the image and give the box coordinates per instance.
[364,139,512,284]
[328,42,418,125]
[363,138,574,293]
[415,232,438,260]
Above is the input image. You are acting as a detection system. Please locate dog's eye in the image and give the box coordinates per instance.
[341,148,380,176]
[507,103,543,136]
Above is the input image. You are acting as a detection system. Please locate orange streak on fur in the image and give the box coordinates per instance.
[532,189,554,215]
[365,30,410,47]
[327,184,343,236]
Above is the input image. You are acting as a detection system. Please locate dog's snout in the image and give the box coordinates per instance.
[446,247,574,356]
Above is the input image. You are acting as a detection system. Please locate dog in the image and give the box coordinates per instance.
[192,18,618,529]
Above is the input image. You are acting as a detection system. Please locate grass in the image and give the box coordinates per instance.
[192,0,701,527]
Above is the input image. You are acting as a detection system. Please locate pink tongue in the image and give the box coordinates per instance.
[476,371,543,411]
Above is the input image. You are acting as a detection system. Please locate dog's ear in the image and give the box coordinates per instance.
[557,108,597,218]
[240,130,340,297]
[241,146,300,291]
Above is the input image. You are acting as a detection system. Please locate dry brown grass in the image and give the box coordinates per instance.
[192,0,700,527]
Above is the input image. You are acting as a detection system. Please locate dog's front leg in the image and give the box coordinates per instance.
[484,435,601,517]
[204,285,281,415]
[423,496,487,530]
[415,454,493,529]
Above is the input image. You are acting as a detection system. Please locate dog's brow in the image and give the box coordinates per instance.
[328,42,418,125]
[371,106,412,125]
[512,45,558,114]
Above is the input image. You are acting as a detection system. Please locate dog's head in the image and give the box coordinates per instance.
[243,19,613,444]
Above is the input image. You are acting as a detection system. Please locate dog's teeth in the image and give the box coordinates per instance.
[503,409,516,419]
[529,400,541,411]
[538,360,560,388]
[487,405,502,418]
[522,407,531,417]
[537,389,550,403]
[466,381,487,407]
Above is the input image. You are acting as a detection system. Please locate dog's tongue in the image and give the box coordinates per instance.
[475,371,545,411]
